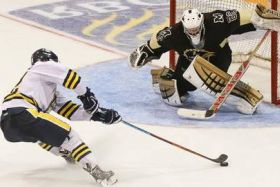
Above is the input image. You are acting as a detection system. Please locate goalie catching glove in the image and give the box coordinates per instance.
[251,4,280,32]
[129,42,160,69]
[91,108,122,124]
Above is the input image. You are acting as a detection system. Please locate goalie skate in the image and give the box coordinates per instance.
[84,164,117,186]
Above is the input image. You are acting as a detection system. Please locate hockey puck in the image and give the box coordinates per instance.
[220,162,229,167]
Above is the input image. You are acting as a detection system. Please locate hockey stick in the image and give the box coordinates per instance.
[177,30,271,119]
[122,120,228,164]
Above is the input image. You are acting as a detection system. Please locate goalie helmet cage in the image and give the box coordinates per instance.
[169,0,280,105]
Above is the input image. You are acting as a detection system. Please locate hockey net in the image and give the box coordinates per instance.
[169,0,280,104]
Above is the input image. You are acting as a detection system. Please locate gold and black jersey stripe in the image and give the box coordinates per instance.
[3,92,40,110]
[71,143,92,162]
[57,101,79,119]
[39,142,53,151]
[3,71,33,105]
[8,71,28,94]
[63,70,81,89]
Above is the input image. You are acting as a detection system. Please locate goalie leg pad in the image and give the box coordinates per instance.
[251,4,280,32]
[151,68,165,94]
[151,67,189,106]
[226,94,263,114]
[153,67,187,106]
[182,55,263,114]
[151,67,175,94]
[159,78,184,106]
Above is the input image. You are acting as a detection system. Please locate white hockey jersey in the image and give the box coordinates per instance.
[1,61,92,121]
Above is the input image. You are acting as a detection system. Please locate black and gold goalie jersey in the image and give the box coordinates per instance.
[150,9,256,72]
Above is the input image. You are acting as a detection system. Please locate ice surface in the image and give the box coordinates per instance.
[0,1,280,187]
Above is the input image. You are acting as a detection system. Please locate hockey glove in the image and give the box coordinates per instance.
[129,43,159,69]
[91,108,122,125]
[77,87,99,114]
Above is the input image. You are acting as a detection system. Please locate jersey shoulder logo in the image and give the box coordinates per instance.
[157,29,172,42]
[213,13,224,23]
[225,10,238,23]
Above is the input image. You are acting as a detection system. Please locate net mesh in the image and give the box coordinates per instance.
[172,0,280,102]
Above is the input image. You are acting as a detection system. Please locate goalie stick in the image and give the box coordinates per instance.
[122,120,228,164]
[177,30,271,120]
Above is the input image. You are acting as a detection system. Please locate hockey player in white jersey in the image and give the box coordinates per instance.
[0,48,121,186]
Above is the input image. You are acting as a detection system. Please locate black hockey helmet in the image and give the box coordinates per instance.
[31,48,59,65]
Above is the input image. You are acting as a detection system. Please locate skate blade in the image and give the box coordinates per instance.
[100,177,118,187]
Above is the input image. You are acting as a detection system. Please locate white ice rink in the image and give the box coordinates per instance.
[0,1,280,187]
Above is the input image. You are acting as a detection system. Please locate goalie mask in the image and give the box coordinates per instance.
[31,48,59,65]
[181,9,205,46]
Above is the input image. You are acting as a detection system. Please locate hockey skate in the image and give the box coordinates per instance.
[84,163,117,186]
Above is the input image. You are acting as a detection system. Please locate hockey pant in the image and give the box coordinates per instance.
[0,107,69,145]
[0,107,96,165]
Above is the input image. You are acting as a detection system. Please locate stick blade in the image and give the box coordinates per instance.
[177,108,215,120]
[216,154,228,163]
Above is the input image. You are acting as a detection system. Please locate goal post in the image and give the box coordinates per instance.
[169,0,176,70]
[271,0,279,104]
[169,0,280,104]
